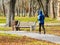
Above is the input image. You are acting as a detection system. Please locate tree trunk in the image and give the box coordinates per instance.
[52,1,55,18]
[2,4,6,16]
[9,0,16,26]
[5,0,16,27]
[17,0,20,16]
[22,0,24,17]
[45,0,49,17]
[49,0,54,18]
[29,0,31,17]
[37,0,45,15]
[2,0,6,16]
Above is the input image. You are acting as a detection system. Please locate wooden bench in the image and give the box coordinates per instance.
[16,22,36,31]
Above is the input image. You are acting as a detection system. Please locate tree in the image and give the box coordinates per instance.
[2,0,6,16]
[45,0,49,17]
[22,0,24,17]
[16,0,20,16]
[5,0,16,27]
[37,0,45,16]
[52,0,57,18]
[49,0,56,18]
[29,0,32,17]
[9,0,16,26]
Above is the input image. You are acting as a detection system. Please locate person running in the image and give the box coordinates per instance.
[38,10,46,34]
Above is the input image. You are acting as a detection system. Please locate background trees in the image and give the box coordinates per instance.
[4,0,16,26]
[0,0,49,17]
[0,0,60,26]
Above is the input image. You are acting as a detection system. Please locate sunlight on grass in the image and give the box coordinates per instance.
[0,26,60,36]
[0,27,11,31]
[0,16,60,23]
[15,16,37,22]
[0,33,18,37]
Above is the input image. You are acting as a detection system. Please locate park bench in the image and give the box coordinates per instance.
[15,22,36,31]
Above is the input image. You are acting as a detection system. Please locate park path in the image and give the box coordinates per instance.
[0,31,60,44]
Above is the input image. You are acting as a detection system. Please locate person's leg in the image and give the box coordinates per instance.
[39,23,41,34]
[41,24,46,34]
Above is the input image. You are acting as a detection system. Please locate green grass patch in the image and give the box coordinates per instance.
[15,16,37,22]
[0,16,60,23]
[0,16,6,23]
[45,17,59,23]
[0,33,18,37]
[0,26,60,36]
[0,27,11,31]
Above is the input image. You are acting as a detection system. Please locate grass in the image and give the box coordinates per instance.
[45,26,60,36]
[0,27,12,31]
[15,16,37,22]
[0,16,60,23]
[0,16,6,23]
[0,16,60,45]
[0,33,18,37]
[35,26,60,36]
[0,26,60,36]
[0,16,60,36]
[0,33,59,45]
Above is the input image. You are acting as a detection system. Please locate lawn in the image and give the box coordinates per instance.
[0,16,60,23]
[0,16,60,45]
[0,26,60,36]
[0,16,60,36]
[0,33,59,45]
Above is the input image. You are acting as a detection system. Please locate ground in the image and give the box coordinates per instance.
[0,34,59,45]
[0,26,60,36]
[0,16,60,45]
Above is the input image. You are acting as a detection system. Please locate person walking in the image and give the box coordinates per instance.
[38,10,46,34]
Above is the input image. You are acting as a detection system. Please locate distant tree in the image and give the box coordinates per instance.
[49,0,56,18]
[37,0,45,16]
[29,0,31,17]
[45,0,49,17]
[52,0,55,18]
[52,0,57,18]
[2,0,6,16]
[16,0,20,16]
[22,0,24,17]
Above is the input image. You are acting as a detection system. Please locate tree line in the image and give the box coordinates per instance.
[0,0,49,17]
[0,0,57,26]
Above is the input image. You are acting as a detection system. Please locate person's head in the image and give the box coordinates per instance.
[40,11,42,14]
[38,10,43,15]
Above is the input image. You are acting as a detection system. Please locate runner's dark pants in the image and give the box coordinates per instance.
[39,23,45,34]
